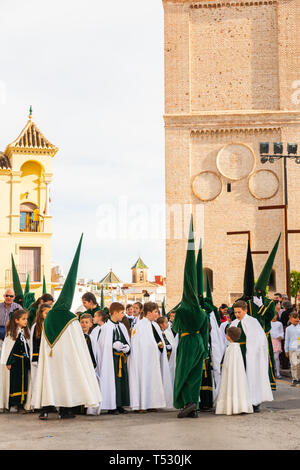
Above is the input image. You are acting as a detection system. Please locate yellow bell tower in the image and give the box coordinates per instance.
[0,107,58,297]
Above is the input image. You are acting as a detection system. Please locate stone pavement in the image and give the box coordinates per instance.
[0,380,299,451]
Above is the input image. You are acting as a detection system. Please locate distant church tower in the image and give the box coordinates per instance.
[163,0,300,308]
[131,257,148,283]
[0,107,58,297]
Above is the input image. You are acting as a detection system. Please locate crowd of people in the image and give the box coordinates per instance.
[0,227,299,421]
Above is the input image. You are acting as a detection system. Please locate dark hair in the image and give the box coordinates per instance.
[34,303,52,339]
[227,326,241,342]
[157,316,168,326]
[126,304,133,310]
[274,293,282,298]
[233,300,247,311]
[94,309,109,322]
[133,302,143,311]
[289,312,299,319]
[82,292,97,305]
[144,302,159,315]
[121,315,131,335]
[109,302,125,315]
[219,304,228,310]
[79,313,93,322]
[6,309,30,340]
[30,293,54,311]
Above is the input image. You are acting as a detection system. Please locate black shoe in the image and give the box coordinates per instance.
[108,409,120,415]
[39,412,48,420]
[253,405,260,413]
[187,410,199,418]
[59,413,76,419]
[117,407,128,414]
[291,380,298,387]
[177,403,197,419]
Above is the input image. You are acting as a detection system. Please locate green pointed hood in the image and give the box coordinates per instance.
[100,285,105,309]
[243,239,255,300]
[205,271,213,306]
[172,215,206,333]
[196,238,204,298]
[24,292,36,310]
[254,233,281,296]
[161,297,167,317]
[11,255,24,305]
[24,275,30,296]
[43,275,47,294]
[43,234,83,349]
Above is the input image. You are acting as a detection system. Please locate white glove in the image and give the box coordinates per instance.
[113,341,123,352]
[253,296,263,307]
[120,344,130,354]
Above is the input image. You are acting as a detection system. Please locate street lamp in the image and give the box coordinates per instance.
[259,142,300,298]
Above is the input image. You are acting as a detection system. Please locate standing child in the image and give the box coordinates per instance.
[215,326,253,415]
[97,302,131,414]
[284,312,300,386]
[0,310,30,413]
[270,312,284,379]
[79,314,97,368]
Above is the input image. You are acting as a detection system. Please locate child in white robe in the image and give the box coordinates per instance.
[215,326,253,415]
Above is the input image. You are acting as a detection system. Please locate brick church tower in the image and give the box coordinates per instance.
[163,0,300,308]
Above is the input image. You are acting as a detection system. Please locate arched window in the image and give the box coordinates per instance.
[269,269,276,291]
[20,202,39,232]
[203,268,213,292]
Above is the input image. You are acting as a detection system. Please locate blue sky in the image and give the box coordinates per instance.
[0,0,166,283]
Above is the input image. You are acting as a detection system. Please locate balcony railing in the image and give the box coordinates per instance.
[5,265,44,287]
[19,212,44,232]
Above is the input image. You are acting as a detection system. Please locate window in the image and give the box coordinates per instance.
[20,203,40,232]
[19,247,41,282]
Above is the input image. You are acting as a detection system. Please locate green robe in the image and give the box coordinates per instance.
[173,312,208,410]
[247,299,276,391]
[6,333,30,407]
[112,323,130,407]
[199,345,213,409]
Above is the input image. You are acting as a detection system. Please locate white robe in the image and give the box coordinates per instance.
[0,329,31,410]
[152,321,173,409]
[210,312,226,400]
[128,317,168,411]
[215,342,253,415]
[164,325,179,387]
[231,314,273,406]
[96,319,130,410]
[31,319,102,409]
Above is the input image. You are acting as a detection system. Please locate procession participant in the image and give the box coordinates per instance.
[0,309,30,413]
[230,300,273,412]
[97,302,130,415]
[172,217,208,419]
[157,316,172,360]
[166,311,179,386]
[81,292,100,319]
[11,255,24,306]
[247,234,281,391]
[27,293,54,329]
[196,238,224,400]
[215,326,253,416]
[131,302,143,328]
[125,304,134,327]
[29,303,52,419]
[129,302,171,412]
[199,323,214,412]
[79,314,97,369]
[31,235,101,419]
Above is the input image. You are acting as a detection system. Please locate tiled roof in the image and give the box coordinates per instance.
[0,152,11,169]
[100,270,122,284]
[5,116,58,156]
[131,257,148,270]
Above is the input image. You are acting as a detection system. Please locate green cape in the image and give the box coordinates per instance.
[43,234,83,349]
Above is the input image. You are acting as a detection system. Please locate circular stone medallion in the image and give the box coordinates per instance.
[216,143,255,180]
[248,169,280,200]
[192,171,222,202]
